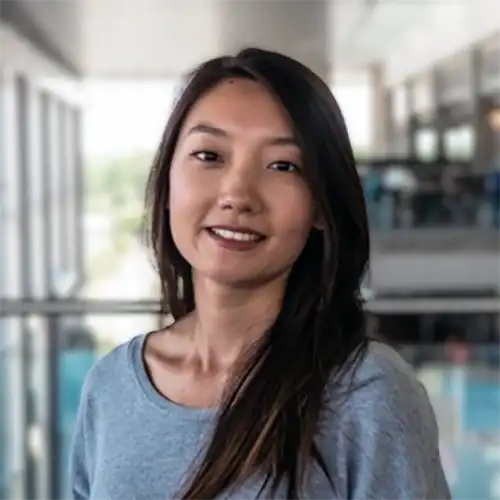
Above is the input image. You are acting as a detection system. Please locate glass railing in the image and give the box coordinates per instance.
[0,317,24,500]
[398,342,500,500]
[0,306,161,500]
[0,339,9,500]
[1,304,499,500]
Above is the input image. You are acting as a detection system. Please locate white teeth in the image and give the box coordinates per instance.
[211,228,260,242]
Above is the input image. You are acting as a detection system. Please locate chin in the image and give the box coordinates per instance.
[201,268,262,288]
[196,262,289,291]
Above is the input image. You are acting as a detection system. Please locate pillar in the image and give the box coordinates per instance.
[370,62,391,158]
[406,80,417,158]
[0,67,30,500]
[432,68,446,159]
[471,45,497,170]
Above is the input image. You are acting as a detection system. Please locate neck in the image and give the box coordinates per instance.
[189,274,286,369]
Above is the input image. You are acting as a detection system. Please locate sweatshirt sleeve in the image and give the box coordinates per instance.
[319,344,452,500]
[345,370,451,499]
[69,373,96,500]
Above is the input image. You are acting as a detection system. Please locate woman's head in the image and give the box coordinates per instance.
[147,47,369,316]
[145,47,370,498]
[169,76,315,290]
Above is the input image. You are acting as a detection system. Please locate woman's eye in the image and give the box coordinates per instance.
[268,161,300,173]
[191,150,221,163]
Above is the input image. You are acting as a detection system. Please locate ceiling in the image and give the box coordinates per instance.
[81,0,227,77]
[1,0,499,84]
[80,0,426,78]
[0,0,376,78]
[74,0,500,81]
[344,0,500,86]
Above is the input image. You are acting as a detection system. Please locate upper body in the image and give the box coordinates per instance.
[70,47,450,500]
[70,334,450,500]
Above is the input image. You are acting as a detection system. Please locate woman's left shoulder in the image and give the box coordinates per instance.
[352,339,424,390]
[318,343,451,498]
[329,340,436,428]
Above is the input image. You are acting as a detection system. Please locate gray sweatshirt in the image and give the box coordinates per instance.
[69,334,451,499]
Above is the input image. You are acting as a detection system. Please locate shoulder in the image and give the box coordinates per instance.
[79,334,143,406]
[320,339,441,452]
[352,339,427,398]
[331,340,436,429]
[321,342,439,468]
[318,341,450,498]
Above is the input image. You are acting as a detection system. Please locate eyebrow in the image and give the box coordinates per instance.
[186,122,299,147]
[187,123,228,138]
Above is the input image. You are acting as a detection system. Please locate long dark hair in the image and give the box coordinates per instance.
[145,47,370,499]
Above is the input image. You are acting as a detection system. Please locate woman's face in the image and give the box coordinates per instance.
[169,78,316,286]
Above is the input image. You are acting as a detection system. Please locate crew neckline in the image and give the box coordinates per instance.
[129,332,217,421]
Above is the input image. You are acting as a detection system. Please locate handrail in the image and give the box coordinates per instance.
[1,297,499,316]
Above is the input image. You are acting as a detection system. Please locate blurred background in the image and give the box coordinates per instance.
[0,0,499,498]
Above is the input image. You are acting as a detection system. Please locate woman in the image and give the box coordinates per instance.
[70,48,450,499]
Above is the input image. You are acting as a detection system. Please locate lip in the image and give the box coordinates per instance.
[205,225,266,252]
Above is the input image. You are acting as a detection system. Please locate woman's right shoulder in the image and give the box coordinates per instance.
[80,333,145,403]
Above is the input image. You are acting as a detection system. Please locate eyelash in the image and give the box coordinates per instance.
[191,150,221,163]
[190,150,300,173]
[270,162,300,173]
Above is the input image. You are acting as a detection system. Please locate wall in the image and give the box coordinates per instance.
[371,251,500,294]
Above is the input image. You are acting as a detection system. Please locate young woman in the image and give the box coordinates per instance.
[70,48,451,499]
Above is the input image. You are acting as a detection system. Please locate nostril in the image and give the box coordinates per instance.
[218,194,259,214]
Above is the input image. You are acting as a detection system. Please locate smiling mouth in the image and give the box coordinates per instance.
[207,227,265,242]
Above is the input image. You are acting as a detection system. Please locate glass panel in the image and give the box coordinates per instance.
[0,318,27,500]
[43,93,65,289]
[81,80,177,300]
[57,312,159,498]
[27,315,50,500]
[3,311,160,500]
[415,128,438,161]
[5,308,497,500]
[63,105,77,279]
[28,84,47,299]
[444,125,475,161]
[0,322,12,498]
[398,344,500,500]
[82,142,158,301]
[1,71,22,299]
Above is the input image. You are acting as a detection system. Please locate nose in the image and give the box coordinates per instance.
[217,165,263,214]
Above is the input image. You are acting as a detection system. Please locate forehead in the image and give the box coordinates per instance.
[182,78,294,135]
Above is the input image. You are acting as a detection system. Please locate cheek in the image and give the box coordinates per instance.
[168,163,210,246]
[267,182,315,239]
[169,163,207,217]
[169,163,193,209]
[271,185,314,252]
